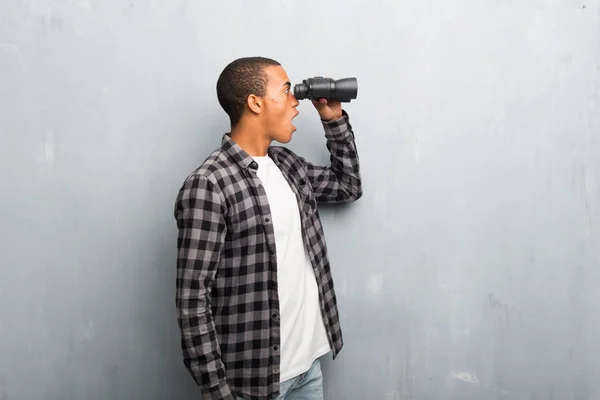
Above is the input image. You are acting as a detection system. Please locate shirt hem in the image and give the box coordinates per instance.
[279,346,331,383]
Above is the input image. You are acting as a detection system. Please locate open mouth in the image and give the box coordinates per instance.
[291,111,299,131]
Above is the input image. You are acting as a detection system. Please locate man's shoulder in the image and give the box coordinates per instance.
[269,145,304,167]
[269,145,311,176]
[174,148,236,216]
[179,148,236,189]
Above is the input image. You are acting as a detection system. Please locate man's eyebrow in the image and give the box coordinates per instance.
[282,81,291,87]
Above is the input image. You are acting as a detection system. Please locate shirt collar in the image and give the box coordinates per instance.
[221,133,281,170]
[220,134,253,169]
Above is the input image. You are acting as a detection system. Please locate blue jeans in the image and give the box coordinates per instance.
[276,358,324,400]
[237,358,324,400]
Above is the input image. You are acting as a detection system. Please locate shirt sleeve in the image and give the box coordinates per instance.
[302,110,363,203]
[174,175,235,400]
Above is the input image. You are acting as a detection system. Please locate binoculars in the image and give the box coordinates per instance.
[294,77,358,103]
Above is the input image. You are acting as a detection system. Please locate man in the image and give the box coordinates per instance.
[174,56,362,400]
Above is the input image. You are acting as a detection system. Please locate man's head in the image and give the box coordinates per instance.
[216,56,300,144]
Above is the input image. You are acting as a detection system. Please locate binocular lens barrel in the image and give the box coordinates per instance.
[293,77,358,103]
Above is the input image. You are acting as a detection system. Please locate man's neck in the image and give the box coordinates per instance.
[229,120,270,157]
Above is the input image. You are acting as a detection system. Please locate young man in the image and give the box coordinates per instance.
[174,57,362,400]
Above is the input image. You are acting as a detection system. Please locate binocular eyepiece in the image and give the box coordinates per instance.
[293,76,358,103]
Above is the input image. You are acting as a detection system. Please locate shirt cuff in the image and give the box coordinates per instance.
[321,110,352,141]
[201,379,235,400]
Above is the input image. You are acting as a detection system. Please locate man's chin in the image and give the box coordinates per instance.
[280,131,295,143]
[270,126,296,144]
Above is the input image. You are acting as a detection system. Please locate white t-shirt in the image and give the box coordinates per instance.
[252,155,331,383]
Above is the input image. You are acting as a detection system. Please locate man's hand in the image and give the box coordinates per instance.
[311,98,343,122]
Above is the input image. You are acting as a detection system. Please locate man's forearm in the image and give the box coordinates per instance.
[305,110,362,203]
[178,308,233,399]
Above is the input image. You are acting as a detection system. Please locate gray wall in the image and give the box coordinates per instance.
[1,1,600,399]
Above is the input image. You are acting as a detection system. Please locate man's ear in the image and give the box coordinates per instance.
[247,94,263,115]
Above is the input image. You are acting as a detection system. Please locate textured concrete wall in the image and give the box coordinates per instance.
[1,1,599,399]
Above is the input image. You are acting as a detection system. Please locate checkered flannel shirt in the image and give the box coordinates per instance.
[174,110,362,400]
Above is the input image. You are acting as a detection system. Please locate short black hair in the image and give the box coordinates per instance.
[216,56,281,126]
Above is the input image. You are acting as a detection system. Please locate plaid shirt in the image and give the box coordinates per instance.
[174,111,362,400]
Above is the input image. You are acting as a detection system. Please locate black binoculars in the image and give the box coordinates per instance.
[294,77,358,103]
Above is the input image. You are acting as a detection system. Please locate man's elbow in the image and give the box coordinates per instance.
[349,186,363,202]
[353,187,363,201]
[342,178,363,202]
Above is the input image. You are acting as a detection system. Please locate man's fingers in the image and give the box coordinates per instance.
[311,98,328,108]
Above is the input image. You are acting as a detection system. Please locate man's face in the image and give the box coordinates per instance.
[260,65,300,144]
